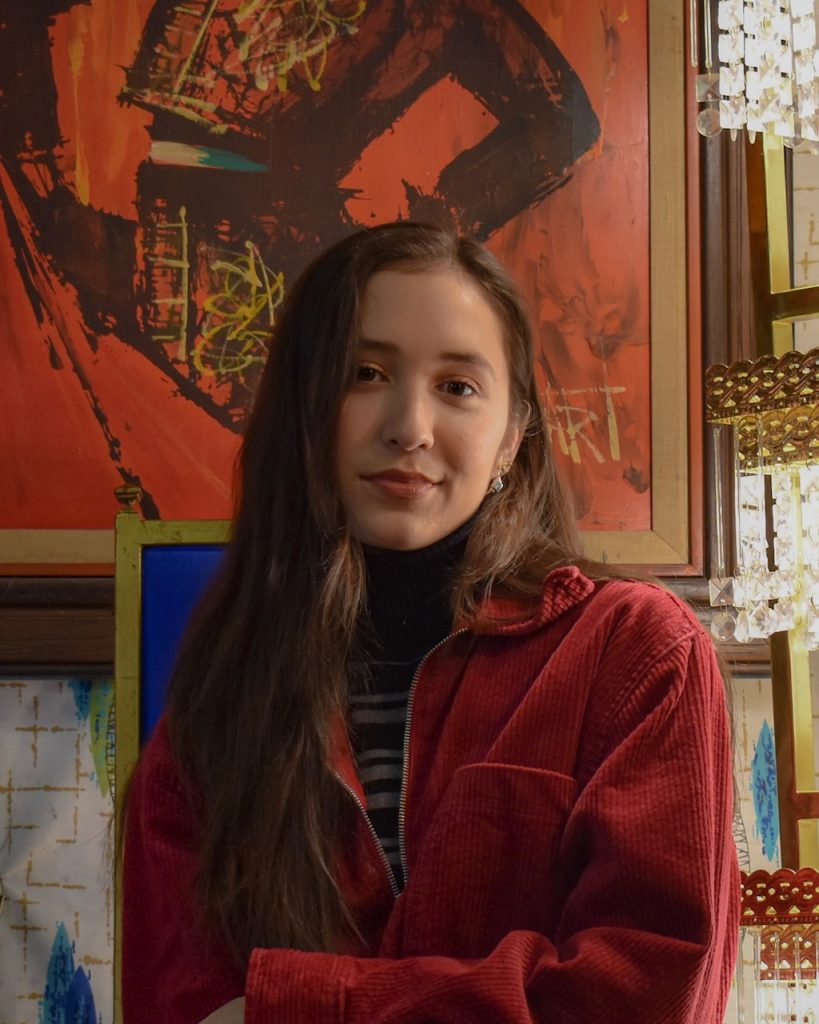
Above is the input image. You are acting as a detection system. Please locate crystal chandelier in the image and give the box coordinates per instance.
[692,0,819,148]
[704,349,819,646]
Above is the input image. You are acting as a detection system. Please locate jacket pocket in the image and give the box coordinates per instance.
[395,762,578,958]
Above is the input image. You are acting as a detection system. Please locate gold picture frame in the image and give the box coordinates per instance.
[582,4,692,568]
[113,511,230,1024]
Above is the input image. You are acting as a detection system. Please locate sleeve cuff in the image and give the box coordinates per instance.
[246,948,347,1023]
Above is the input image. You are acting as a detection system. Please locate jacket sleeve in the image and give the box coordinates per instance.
[245,615,739,1023]
[121,720,245,1024]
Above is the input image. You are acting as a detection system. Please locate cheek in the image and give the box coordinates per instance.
[342,391,382,428]
[336,398,368,468]
[447,426,504,480]
[465,413,511,459]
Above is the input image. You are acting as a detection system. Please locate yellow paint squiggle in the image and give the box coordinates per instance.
[235,0,368,93]
[195,241,285,376]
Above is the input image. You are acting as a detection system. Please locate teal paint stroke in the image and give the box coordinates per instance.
[88,680,114,799]
[39,922,97,1024]
[751,719,780,863]
[68,679,91,722]
[68,678,114,798]
[149,140,269,172]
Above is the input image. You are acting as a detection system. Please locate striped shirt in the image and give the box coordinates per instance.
[350,519,474,891]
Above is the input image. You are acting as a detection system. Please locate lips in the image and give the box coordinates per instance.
[362,470,437,499]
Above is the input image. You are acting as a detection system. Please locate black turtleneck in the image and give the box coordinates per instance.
[348,516,474,891]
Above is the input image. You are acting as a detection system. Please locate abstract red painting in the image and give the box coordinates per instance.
[0,1,676,567]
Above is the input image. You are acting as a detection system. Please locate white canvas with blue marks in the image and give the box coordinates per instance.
[732,676,783,872]
[0,678,114,1024]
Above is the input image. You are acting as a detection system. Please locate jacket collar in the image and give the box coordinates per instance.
[328,565,596,799]
[466,565,597,637]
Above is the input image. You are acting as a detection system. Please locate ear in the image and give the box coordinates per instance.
[500,397,531,467]
[497,416,525,470]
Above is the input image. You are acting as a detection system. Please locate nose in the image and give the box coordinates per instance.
[381,385,434,451]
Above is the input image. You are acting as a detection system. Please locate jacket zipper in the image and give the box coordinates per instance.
[332,768,401,899]
[398,628,468,886]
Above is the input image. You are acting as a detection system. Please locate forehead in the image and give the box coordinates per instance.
[359,266,506,357]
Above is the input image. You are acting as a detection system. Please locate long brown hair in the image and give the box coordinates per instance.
[164,222,584,964]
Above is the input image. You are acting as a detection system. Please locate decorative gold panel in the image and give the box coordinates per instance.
[741,868,819,982]
[705,349,819,421]
[705,349,819,467]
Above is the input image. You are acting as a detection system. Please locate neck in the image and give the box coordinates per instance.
[361,515,476,660]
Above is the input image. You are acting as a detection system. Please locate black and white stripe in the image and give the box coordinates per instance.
[349,683,413,887]
[351,515,476,891]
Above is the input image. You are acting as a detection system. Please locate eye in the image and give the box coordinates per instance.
[441,379,477,398]
[355,363,384,383]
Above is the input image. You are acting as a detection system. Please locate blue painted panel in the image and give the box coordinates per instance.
[140,544,225,742]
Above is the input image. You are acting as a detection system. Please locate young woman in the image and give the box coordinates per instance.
[122,222,738,1023]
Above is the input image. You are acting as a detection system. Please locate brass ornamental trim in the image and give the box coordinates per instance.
[705,349,819,423]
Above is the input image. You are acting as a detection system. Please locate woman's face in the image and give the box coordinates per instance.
[335,265,522,550]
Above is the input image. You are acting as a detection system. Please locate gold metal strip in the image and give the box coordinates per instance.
[768,286,819,320]
[798,820,819,870]
[762,134,791,295]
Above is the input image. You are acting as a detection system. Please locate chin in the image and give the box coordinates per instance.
[366,531,430,552]
[354,519,443,552]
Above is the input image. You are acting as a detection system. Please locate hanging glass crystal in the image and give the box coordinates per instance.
[734,608,752,643]
[720,62,746,95]
[699,0,819,144]
[718,0,743,30]
[696,0,724,137]
[709,424,739,640]
[794,14,817,54]
[719,29,746,64]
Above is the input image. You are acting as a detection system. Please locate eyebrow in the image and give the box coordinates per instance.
[357,337,498,381]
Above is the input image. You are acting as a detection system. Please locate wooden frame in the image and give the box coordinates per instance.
[0,531,115,575]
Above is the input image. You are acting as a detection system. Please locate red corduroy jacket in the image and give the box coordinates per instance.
[122,568,739,1023]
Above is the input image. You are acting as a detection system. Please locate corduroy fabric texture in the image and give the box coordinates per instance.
[122,567,739,1024]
